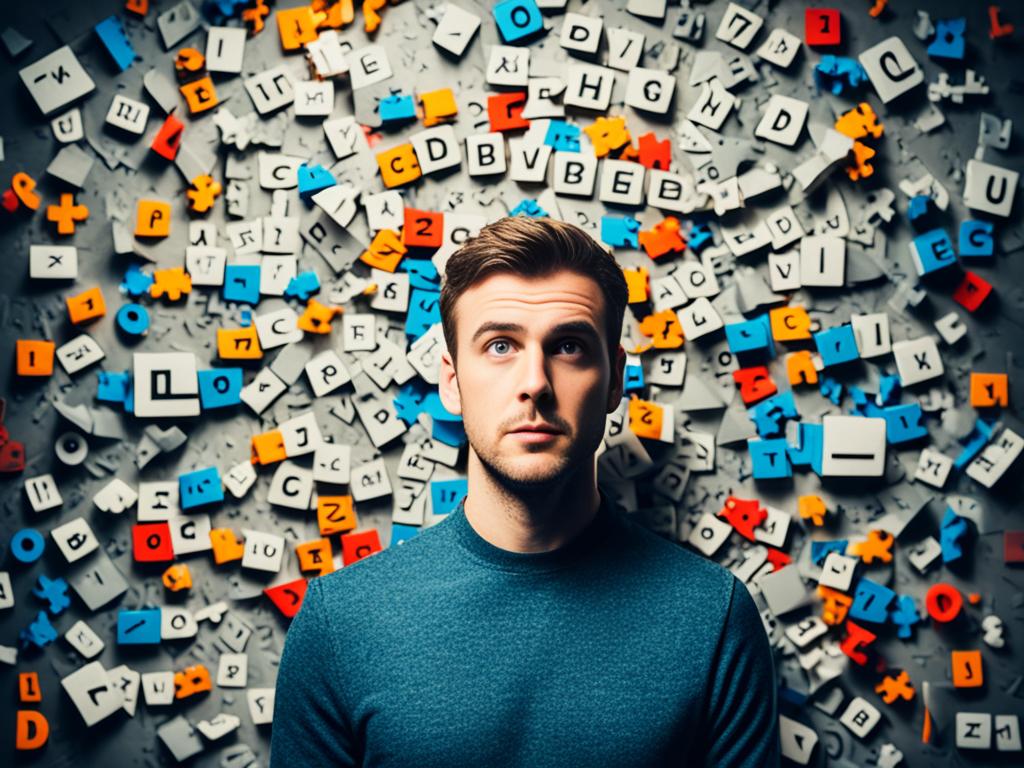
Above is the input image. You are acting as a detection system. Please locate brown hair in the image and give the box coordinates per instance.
[439,216,629,367]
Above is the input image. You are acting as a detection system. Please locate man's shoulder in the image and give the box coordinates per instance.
[315,513,455,597]
[613,508,738,600]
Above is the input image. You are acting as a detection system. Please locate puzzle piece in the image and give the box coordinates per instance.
[834,102,884,140]
[799,495,827,526]
[20,611,58,649]
[636,131,671,170]
[162,563,192,592]
[846,140,876,180]
[819,585,853,625]
[46,193,88,235]
[638,309,684,348]
[150,267,192,302]
[981,615,1005,648]
[840,618,876,664]
[850,529,894,564]
[600,215,640,248]
[186,174,222,213]
[32,574,70,614]
[583,115,631,158]
[638,217,686,259]
[719,496,767,541]
[242,0,271,35]
[889,594,921,639]
[875,670,915,703]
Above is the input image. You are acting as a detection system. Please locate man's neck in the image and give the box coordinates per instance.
[462,458,602,554]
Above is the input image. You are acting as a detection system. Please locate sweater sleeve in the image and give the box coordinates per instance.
[700,575,781,767]
[270,576,360,767]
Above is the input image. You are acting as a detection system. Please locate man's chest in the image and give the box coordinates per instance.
[343,584,712,767]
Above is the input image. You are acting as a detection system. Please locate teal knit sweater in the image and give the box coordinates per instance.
[270,491,780,767]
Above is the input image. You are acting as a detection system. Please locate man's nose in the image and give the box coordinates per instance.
[517,343,554,403]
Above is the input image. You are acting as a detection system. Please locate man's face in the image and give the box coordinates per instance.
[439,269,625,491]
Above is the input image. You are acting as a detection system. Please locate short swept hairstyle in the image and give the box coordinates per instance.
[439,216,629,368]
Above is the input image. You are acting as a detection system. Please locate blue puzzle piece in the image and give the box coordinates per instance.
[819,376,844,405]
[811,539,847,566]
[850,577,895,624]
[509,199,548,218]
[432,415,466,447]
[20,611,58,649]
[405,288,441,341]
[32,574,70,614]
[493,0,543,43]
[400,259,441,290]
[959,220,994,258]
[911,228,957,275]
[117,608,162,645]
[116,303,150,337]
[749,437,792,479]
[97,370,131,404]
[285,271,321,300]
[787,422,823,474]
[889,594,921,639]
[11,528,45,563]
[879,403,928,444]
[379,93,417,123]
[727,315,774,358]
[748,391,798,438]
[121,264,154,297]
[95,15,136,72]
[940,506,970,563]
[544,120,580,152]
[878,374,901,406]
[814,325,859,367]
[907,194,937,231]
[179,466,224,509]
[849,385,871,416]
[928,17,966,60]
[688,223,713,253]
[953,418,998,470]
[389,523,421,547]
[297,164,336,200]
[431,478,468,516]
[198,368,243,409]
[624,362,644,392]
[601,215,640,249]
[223,264,261,304]
[814,55,868,95]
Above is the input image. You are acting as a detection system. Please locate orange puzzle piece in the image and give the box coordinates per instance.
[296,538,335,576]
[638,309,684,348]
[187,174,222,213]
[770,306,812,341]
[251,430,286,465]
[846,140,876,181]
[638,217,686,260]
[875,670,915,703]
[819,585,854,626]
[16,340,55,377]
[970,372,1009,407]
[377,143,421,188]
[180,76,219,114]
[799,494,827,526]
[136,200,171,237]
[850,529,894,564]
[162,563,192,591]
[951,649,983,688]
[66,286,106,325]
[47,193,88,235]
[242,0,270,35]
[297,298,342,334]
[363,0,387,32]
[318,495,356,535]
[174,664,212,699]
[12,172,41,210]
[209,528,245,564]
[636,131,672,170]
[217,325,263,359]
[150,267,192,301]
[277,6,325,50]
[420,88,458,127]
[623,266,649,304]
[174,47,205,78]
[628,396,664,440]
[583,115,631,157]
[360,228,406,271]
[786,350,819,386]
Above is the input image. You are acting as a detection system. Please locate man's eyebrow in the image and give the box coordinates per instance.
[470,320,601,344]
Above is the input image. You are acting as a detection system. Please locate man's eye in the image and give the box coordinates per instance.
[559,339,584,355]
[487,339,512,355]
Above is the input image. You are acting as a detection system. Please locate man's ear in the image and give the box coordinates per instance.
[607,343,626,413]
[438,349,463,416]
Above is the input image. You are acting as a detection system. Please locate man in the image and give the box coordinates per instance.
[271,217,780,767]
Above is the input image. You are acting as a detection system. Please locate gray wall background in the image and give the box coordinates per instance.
[0,0,1022,765]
